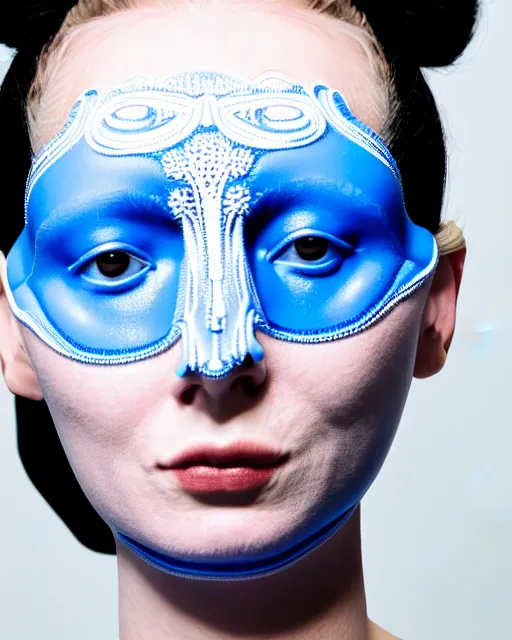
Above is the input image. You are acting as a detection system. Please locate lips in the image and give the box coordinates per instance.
[160,442,289,493]
[164,442,288,469]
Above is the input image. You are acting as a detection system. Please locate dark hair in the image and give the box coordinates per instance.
[0,0,480,554]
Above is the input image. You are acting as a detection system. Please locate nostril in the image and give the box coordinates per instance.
[244,380,262,398]
[245,378,262,398]
[177,353,266,406]
[233,376,262,398]
[181,384,200,405]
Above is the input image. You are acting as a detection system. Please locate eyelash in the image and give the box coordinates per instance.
[67,228,352,294]
[69,243,154,291]
[266,229,355,276]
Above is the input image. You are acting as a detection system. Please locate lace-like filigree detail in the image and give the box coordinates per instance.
[18,71,411,375]
[162,131,260,376]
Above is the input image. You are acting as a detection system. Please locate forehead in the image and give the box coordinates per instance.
[28,71,398,228]
[37,3,385,149]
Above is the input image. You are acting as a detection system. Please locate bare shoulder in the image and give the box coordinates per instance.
[368,619,402,640]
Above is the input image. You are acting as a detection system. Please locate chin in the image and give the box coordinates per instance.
[112,504,312,563]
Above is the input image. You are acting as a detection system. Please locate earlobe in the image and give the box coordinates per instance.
[0,252,44,401]
[413,248,466,379]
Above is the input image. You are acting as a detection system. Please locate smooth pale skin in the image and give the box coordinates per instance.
[0,1,466,639]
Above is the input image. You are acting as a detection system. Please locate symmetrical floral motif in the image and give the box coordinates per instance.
[15,72,417,375]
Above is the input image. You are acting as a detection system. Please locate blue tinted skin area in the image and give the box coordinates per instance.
[6,72,437,378]
[4,73,438,579]
[11,144,183,353]
[246,130,432,335]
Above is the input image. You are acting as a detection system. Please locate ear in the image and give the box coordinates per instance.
[413,247,466,379]
[0,252,44,401]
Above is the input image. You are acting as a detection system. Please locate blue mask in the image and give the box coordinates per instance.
[5,71,438,579]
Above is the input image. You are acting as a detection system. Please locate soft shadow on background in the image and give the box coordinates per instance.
[0,1,510,638]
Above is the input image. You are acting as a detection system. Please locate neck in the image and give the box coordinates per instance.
[116,507,370,640]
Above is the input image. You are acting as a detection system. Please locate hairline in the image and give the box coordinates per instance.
[27,1,398,152]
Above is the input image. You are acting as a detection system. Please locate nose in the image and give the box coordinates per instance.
[177,352,267,416]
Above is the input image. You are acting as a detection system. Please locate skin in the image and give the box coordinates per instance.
[0,2,466,639]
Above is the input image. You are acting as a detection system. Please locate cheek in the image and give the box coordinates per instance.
[19,331,186,522]
[20,327,176,461]
[270,292,423,406]
[263,287,427,479]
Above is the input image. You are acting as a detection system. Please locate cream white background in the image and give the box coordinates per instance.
[0,0,510,637]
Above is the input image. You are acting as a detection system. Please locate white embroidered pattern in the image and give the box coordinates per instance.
[15,72,411,376]
[161,131,259,375]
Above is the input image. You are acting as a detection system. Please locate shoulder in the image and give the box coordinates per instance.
[368,619,401,640]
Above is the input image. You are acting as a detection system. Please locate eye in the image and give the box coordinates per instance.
[84,250,150,284]
[267,229,354,277]
[69,244,154,291]
[293,236,329,261]
[95,250,134,278]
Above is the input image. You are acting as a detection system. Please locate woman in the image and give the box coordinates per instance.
[0,0,479,638]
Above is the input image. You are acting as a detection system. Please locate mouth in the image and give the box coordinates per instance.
[159,441,290,493]
[163,441,288,469]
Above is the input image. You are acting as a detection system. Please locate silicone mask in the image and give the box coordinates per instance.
[5,71,437,381]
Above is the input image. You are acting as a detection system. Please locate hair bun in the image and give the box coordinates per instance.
[354,0,480,67]
[0,1,74,51]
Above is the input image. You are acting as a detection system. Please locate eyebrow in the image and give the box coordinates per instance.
[250,177,351,213]
[40,189,174,229]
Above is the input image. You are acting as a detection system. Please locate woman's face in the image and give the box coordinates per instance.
[14,2,434,562]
